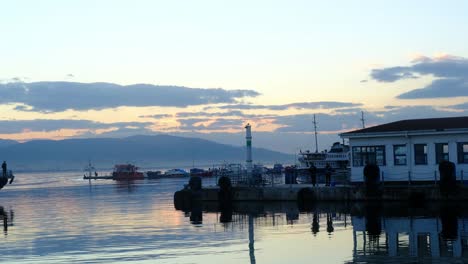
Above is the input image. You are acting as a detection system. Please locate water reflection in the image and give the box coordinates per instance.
[349,203,468,261]
[0,206,14,234]
[3,172,468,263]
[177,201,468,263]
[312,212,319,235]
[113,180,140,193]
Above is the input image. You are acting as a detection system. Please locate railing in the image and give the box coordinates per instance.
[378,170,466,185]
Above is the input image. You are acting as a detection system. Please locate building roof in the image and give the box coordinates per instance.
[341,116,468,137]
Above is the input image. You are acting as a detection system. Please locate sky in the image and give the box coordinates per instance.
[1,0,468,153]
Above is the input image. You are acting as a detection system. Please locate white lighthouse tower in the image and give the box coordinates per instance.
[245,123,253,174]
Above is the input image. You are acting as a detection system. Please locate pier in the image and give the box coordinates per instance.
[174,183,468,209]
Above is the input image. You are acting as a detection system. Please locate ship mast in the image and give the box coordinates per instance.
[313,114,318,153]
[360,111,366,129]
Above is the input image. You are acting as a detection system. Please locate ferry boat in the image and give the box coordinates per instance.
[164,169,189,178]
[189,168,213,177]
[112,164,144,180]
[266,163,284,174]
[298,142,350,170]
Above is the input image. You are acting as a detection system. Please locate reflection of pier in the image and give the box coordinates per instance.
[177,199,468,262]
[352,208,468,261]
[179,201,351,264]
[353,218,468,258]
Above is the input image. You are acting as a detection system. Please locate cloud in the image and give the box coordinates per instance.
[272,105,466,133]
[217,101,361,111]
[176,110,276,119]
[177,117,247,131]
[370,55,468,99]
[397,78,468,99]
[0,119,151,134]
[178,118,208,129]
[139,114,173,119]
[176,110,245,118]
[274,113,358,132]
[371,66,416,82]
[0,81,260,112]
[202,119,243,130]
[447,102,468,110]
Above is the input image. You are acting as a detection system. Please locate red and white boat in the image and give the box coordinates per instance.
[112,164,144,180]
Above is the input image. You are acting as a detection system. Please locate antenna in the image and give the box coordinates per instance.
[360,111,366,129]
[313,114,318,153]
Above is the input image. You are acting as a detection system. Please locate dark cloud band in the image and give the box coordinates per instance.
[0,119,151,134]
[370,55,468,99]
[217,101,361,111]
[0,81,259,112]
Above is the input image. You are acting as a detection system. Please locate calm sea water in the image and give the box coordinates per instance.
[0,172,467,263]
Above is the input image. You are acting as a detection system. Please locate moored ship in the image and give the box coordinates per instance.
[298,142,350,170]
[112,164,144,180]
[189,168,213,177]
[164,169,189,178]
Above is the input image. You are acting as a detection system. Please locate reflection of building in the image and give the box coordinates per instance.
[341,116,468,183]
[352,216,468,260]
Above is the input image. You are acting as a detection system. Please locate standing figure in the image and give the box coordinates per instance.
[308,164,317,186]
[1,161,6,177]
[325,163,332,187]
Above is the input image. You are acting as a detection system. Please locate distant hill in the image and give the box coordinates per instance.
[0,135,293,172]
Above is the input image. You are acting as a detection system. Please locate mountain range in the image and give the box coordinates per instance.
[0,135,293,172]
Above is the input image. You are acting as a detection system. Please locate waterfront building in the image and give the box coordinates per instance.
[340,116,468,183]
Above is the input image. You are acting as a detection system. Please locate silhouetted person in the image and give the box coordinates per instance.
[94,171,98,177]
[1,161,6,177]
[309,165,317,186]
[325,163,332,186]
[363,161,380,196]
[439,160,456,196]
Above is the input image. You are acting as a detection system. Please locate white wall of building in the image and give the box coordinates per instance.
[348,133,468,182]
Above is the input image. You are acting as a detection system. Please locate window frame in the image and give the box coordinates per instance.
[435,143,449,164]
[457,142,468,164]
[352,145,386,167]
[414,144,428,165]
[393,144,407,166]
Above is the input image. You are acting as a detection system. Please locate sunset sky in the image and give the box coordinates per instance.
[1,0,468,153]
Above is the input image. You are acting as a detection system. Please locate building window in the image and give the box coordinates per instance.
[352,146,386,167]
[414,144,427,165]
[457,143,468,164]
[393,145,407,166]
[435,143,449,164]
